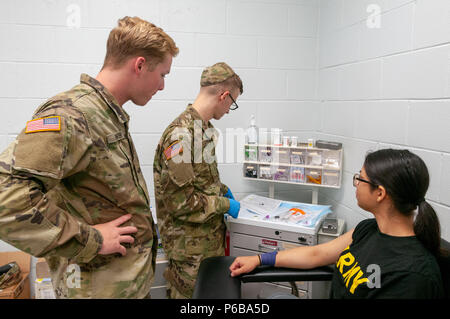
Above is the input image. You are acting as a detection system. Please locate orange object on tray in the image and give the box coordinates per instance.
[289,208,306,215]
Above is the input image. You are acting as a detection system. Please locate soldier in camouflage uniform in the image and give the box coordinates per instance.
[0,17,178,298]
[153,62,243,298]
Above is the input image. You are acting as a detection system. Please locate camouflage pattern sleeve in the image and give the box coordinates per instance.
[220,183,229,196]
[156,127,230,224]
[0,107,102,263]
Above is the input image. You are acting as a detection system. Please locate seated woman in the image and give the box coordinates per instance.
[230,149,444,298]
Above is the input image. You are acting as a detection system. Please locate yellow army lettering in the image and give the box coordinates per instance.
[336,246,369,294]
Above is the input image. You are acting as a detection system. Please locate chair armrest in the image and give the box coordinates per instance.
[193,256,242,299]
[192,256,335,299]
[240,265,334,283]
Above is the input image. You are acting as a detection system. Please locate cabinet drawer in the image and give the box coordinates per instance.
[231,233,304,253]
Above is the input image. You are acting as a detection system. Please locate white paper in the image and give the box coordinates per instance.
[240,194,282,215]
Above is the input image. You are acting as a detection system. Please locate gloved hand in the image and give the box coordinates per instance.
[227,199,240,219]
[224,188,235,200]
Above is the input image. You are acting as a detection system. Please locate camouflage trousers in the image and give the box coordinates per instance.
[166,281,189,299]
[163,257,204,299]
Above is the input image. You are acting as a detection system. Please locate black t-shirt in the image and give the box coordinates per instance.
[330,218,444,299]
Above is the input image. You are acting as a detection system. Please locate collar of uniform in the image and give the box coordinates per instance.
[186,104,219,144]
[186,104,212,132]
[80,73,130,124]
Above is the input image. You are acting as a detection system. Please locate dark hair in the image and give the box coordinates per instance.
[363,149,441,256]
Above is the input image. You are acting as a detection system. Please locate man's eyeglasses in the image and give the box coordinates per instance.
[228,94,239,111]
[353,173,378,188]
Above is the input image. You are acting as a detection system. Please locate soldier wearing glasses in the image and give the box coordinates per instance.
[153,62,243,298]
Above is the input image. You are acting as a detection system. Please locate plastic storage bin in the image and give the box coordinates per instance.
[244,145,258,162]
[289,166,306,183]
[306,168,322,185]
[273,166,289,181]
[244,163,258,178]
[290,149,306,165]
[306,150,323,166]
[273,147,290,164]
[322,149,341,169]
[322,170,339,186]
[259,165,273,180]
[259,146,273,163]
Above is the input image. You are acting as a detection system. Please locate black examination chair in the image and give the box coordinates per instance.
[193,239,450,299]
[192,256,333,299]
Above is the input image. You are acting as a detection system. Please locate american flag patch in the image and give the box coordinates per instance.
[25,116,61,134]
[164,141,183,160]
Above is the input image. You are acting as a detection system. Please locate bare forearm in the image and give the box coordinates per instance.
[275,229,354,269]
[275,245,324,269]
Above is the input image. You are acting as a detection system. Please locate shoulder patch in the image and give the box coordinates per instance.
[164,141,183,160]
[25,116,61,134]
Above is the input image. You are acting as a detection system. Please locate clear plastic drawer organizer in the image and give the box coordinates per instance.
[243,144,342,188]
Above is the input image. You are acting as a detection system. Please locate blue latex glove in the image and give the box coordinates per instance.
[227,199,240,219]
[224,188,235,200]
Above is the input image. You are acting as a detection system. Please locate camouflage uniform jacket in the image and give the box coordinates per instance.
[0,74,157,298]
[153,104,230,297]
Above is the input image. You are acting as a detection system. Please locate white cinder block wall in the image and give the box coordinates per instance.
[0,0,449,253]
[317,0,450,239]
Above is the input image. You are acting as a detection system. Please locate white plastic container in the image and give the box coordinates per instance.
[272,128,282,146]
[246,115,258,144]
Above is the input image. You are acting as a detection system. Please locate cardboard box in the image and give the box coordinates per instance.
[0,251,31,299]
[35,258,55,299]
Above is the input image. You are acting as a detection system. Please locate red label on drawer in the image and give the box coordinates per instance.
[262,239,278,246]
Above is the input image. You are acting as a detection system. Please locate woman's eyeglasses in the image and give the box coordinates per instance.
[353,173,378,187]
